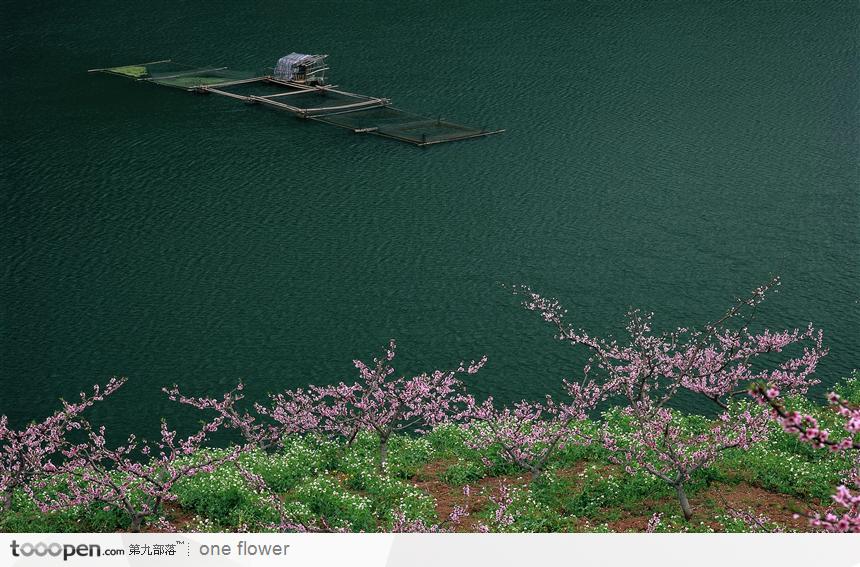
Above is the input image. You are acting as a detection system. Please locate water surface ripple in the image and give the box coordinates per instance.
[1,2,857,437]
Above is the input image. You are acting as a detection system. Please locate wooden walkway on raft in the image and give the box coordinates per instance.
[89,62,505,147]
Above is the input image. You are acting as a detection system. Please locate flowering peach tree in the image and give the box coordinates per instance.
[463,379,602,482]
[168,341,485,468]
[514,277,827,519]
[0,377,126,512]
[28,403,240,532]
[310,340,486,467]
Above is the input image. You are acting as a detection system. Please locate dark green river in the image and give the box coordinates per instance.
[1,1,857,437]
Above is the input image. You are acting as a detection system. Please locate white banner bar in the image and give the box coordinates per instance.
[1,533,858,567]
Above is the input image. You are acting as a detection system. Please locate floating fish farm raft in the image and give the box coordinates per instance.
[90,54,505,147]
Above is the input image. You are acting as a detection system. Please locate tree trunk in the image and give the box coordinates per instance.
[529,467,543,484]
[130,515,143,533]
[675,483,693,520]
[378,435,389,470]
[2,487,12,512]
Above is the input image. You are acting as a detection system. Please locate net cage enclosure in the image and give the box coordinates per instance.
[89,54,504,147]
[93,59,258,89]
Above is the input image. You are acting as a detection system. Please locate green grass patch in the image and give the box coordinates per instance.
[107,65,148,78]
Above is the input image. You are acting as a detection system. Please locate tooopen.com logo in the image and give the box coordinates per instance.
[10,540,123,561]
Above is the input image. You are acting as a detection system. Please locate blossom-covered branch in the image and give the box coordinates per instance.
[752,384,859,532]
[30,411,239,532]
[235,465,342,533]
[0,377,127,512]
[165,382,282,450]
[476,483,516,532]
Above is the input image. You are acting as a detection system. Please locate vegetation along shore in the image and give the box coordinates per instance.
[2,280,857,533]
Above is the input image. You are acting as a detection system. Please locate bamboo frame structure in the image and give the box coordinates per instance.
[91,58,505,147]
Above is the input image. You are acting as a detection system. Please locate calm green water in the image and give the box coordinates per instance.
[1,1,858,437]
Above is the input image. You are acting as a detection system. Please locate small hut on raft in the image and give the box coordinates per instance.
[273,53,329,85]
